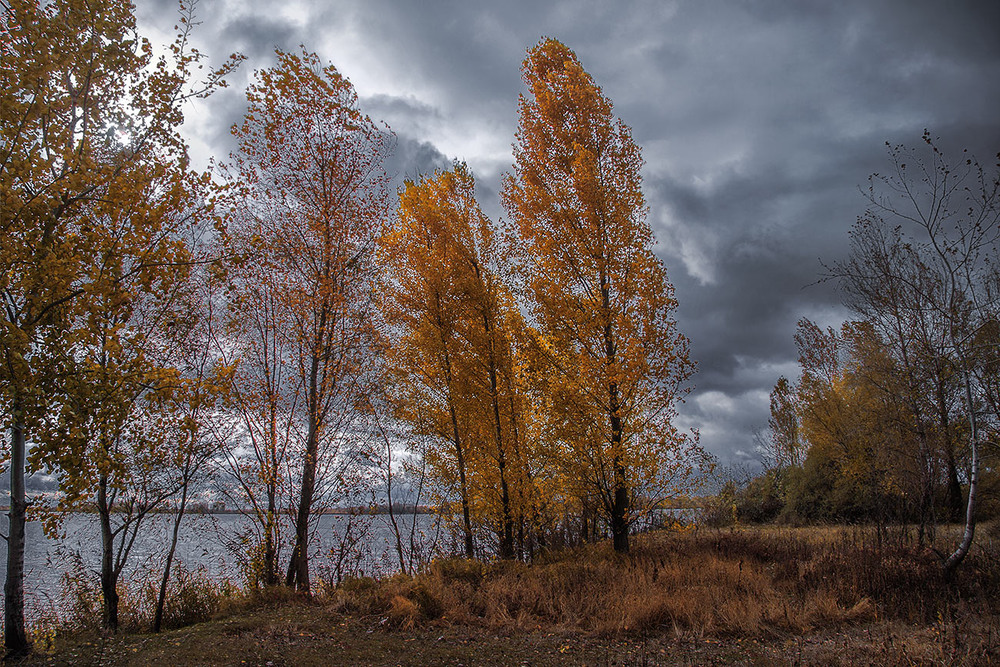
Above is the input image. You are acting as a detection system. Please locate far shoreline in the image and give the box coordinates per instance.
[0,505,440,516]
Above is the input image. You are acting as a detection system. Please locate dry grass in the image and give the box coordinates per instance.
[328,523,999,639]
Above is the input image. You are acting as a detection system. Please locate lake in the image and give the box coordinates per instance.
[2,508,694,620]
[1,510,443,620]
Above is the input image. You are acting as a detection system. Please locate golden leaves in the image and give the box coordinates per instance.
[503,39,701,537]
[2,0,239,524]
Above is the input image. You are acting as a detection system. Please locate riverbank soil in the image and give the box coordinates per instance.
[12,606,1000,666]
[10,525,1000,665]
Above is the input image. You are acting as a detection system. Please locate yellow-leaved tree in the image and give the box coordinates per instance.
[1,0,239,645]
[379,164,486,558]
[380,163,540,559]
[788,319,919,526]
[502,38,704,553]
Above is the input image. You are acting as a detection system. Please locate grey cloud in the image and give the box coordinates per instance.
[362,94,444,146]
[25,473,58,493]
[0,470,59,494]
[382,134,452,189]
[217,15,300,62]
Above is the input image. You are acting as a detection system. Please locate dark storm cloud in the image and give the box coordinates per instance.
[601,0,1000,464]
[381,134,452,187]
[133,0,1000,467]
[0,470,58,495]
[648,144,870,393]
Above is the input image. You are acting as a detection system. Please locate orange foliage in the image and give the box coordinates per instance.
[502,38,705,552]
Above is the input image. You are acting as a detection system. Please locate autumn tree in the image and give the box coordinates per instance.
[789,319,913,524]
[224,48,390,592]
[502,38,701,553]
[151,266,233,633]
[1,0,238,647]
[35,165,225,632]
[834,218,965,534]
[765,376,803,469]
[381,163,538,559]
[215,230,298,587]
[832,135,1000,573]
[379,165,483,558]
[461,265,534,560]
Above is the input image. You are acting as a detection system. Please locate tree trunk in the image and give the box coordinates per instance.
[97,472,120,632]
[263,408,279,586]
[916,445,931,547]
[943,368,979,576]
[449,403,475,559]
[4,412,30,657]
[287,423,319,592]
[153,479,189,632]
[287,347,323,593]
[496,455,515,560]
[432,288,475,560]
[602,279,629,554]
[380,413,409,575]
[610,454,629,553]
[263,501,278,587]
[441,344,474,559]
[484,310,515,560]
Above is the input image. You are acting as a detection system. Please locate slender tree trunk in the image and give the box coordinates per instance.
[602,279,629,553]
[4,409,30,657]
[447,400,475,559]
[287,419,319,592]
[264,408,279,586]
[496,454,514,559]
[944,367,979,576]
[432,291,475,559]
[287,338,325,593]
[610,444,629,553]
[507,391,528,560]
[153,478,189,632]
[379,408,409,574]
[441,347,474,559]
[264,498,277,587]
[484,311,514,560]
[916,444,931,547]
[97,472,120,631]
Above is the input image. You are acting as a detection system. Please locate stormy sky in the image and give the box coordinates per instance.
[136,0,1000,471]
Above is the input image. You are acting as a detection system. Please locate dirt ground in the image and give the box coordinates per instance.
[13,602,998,666]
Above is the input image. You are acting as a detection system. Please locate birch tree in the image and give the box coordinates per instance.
[833,134,1000,573]
[224,48,390,592]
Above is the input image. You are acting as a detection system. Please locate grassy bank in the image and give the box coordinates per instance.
[13,523,1000,665]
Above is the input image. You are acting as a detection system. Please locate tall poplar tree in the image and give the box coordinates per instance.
[381,163,535,559]
[380,165,482,558]
[502,38,700,553]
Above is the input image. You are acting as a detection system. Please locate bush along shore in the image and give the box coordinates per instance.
[9,523,999,666]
